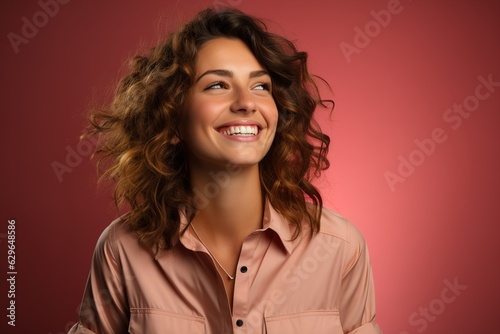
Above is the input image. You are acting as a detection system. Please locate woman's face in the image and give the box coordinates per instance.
[180,37,278,170]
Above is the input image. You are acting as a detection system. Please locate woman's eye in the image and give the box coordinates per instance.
[206,82,227,90]
[254,83,271,91]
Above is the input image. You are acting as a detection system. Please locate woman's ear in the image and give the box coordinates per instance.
[170,127,183,144]
[171,134,181,145]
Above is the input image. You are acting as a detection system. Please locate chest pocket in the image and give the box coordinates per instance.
[128,308,205,334]
[264,310,342,334]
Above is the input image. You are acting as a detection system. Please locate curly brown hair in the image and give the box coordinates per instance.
[87,7,332,252]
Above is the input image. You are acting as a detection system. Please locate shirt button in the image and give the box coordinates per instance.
[236,319,244,327]
[240,266,248,273]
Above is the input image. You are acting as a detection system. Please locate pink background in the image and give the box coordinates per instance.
[1,0,499,333]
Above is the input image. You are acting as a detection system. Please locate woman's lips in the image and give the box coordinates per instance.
[216,124,262,141]
[218,125,259,136]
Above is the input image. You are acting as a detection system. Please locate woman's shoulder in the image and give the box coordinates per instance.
[316,206,368,249]
[92,216,144,260]
[311,206,372,274]
[96,215,132,243]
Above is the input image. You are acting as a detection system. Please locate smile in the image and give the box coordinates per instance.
[219,125,259,136]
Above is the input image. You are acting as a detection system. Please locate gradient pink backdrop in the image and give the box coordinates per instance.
[1,0,499,333]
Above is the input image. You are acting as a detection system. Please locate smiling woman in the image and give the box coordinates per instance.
[182,38,278,171]
[68,7,381,334]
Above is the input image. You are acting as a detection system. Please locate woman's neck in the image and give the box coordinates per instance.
[189,164,264,245]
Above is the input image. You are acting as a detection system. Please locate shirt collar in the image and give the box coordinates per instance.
[261,199,296,255]
[172,199,296,256]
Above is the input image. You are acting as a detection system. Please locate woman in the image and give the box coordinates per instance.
[69,7,381,334]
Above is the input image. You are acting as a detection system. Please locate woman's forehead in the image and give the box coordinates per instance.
[195,38,265,74]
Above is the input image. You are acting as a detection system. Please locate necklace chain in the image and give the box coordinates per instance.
[190,224,235,280]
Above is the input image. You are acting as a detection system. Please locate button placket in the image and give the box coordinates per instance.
[232,233,262,332]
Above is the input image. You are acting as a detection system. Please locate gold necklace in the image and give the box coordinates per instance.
[190,224,235,280]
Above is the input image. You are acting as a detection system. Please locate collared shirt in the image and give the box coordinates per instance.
[69,202,382,333]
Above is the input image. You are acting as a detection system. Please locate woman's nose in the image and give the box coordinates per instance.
[230,88,257,114]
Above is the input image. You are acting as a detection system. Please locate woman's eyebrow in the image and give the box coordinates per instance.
[195,69,270,83]
[249,70,269,79]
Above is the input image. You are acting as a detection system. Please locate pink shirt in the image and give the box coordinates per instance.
[69,202,381,333]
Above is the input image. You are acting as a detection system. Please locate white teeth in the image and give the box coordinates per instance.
[223,125,258,136]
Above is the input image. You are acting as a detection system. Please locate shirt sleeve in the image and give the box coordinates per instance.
[339,223,382,334]
[68,223,129,334]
